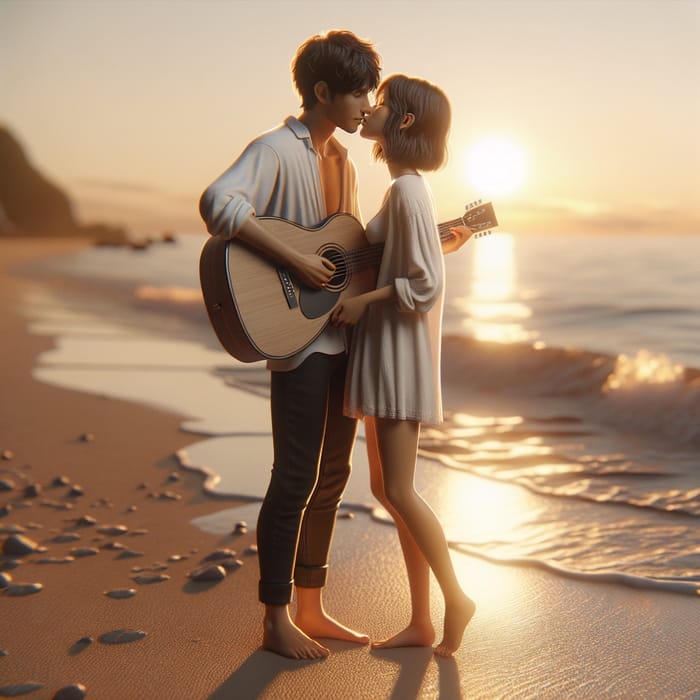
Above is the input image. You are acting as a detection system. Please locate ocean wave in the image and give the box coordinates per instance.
[441,336,700,445]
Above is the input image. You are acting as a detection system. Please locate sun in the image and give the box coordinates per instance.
[464,136,528,198]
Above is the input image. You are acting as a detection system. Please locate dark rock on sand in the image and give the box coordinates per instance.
[0,649,8,656]
[1,450,14,460]
[51,476,71,487]
[67,485,84,498]
[35,556,74,564]
[52,533,81,543]
[244,544,258,555]
[52,683,87,700]
[97,525,128,536]
[75,515,97,527]
[104,587,137,599]
[0,505,12,518]
[0,682,44,696]
[23,483,42,498]
[0,478,14,491]
[116,549,144,559]
[0,572,11,587]
[98,629,147,644]
[2,534,39,555]
[69,547,100,558]
[78,433,94,443]
[167,554,188,563]
[167,472,181,482]
[233,521,248,535]
[202,548,237,562]
[132,573,170,584]
[4,582,43,596]
[188,564,226,582]
[100,541,126,551]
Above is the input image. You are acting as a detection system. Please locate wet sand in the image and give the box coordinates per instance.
[1,239,699,699]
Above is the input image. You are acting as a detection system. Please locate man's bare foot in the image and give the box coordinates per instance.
[263,605,330,660]
[434,595,476,657]
[295,608,370,644]
[371,620,435,649]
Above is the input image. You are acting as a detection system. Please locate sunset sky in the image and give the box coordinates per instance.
[2,0,698,236]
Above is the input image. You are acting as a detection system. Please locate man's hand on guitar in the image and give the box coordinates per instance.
[294,254,336,289]
[442,225,478,255]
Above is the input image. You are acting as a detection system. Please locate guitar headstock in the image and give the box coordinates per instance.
[462,200,498,238]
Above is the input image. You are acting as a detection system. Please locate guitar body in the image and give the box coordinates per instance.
[199,214,378,362]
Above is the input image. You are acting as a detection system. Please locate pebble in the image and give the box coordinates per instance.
[5,582,43,596]
[0,682,44,696]
[126,505,138,513]
[23,483,42,498]
[0,649,8,656]
[69,547,100,558]
[0,572,11,587]
[338,511,355,519]
[98,629,147,644]
[52,683,87,700]
[129,529,149,536]
[75,636,94,647]
[1,450,14,460]
[132,573,170,584]
[2,534,39,556]
[0,505,12,518]
[188,564,226,582]
[0,559,22,571]
[78,433,95,443]
[167,472,181,482]
[52,533,81,543]
[104,588,137,599]
[233,521,248,535]
[244,544,258,555]
[0,478,14,491]
[167,554,188,563]
[202,548,237,562]
[97,525,128,536]
[116,549,144,559]
[67,485,84,498]
[51,476,71,487]
[0,524,25,534]
[150,491,181,501]
[75,515,97,527]
[100,541,126,551]
[35,556,75,565]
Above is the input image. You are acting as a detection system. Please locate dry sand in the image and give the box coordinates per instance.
[1,239,699,700]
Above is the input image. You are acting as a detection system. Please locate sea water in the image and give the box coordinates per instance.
[23,231,700,596]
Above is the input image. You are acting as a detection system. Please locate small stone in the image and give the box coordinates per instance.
[0,558,22,571]
[0,572,12,587]
[338,510,355,519]
[203,548,237,562]
[167,554,188,563]
[0,682,44,696]
[0,649,8,656]
[23,483,42,498]
[104,588,137,599]
[2,534,39,556]
[5,582,43,596]
[219,558,243,572]
[188,564,226,582]
[137,482,148,490]
[132,573,170,584]
[101,541,126,551]
[52,683,87,700]
[52,533,81,543]
[116,549,144,559]
[75,515,97,527]
[98,629,147,644]
[233,521,248,535]
[78,433,95,443]
[156,491,181,501]
[35,556,74,564]
[69,547,100,558]
[0,524,25,534]
[97,525,128,536]
[68,485,84,498]
[167,472,181,482]
[0,505,12,518]
[0,450,14,460]
[244,544,258,555]
[129,528,148,536]
[75,636,94,647]
[0,478,14,491]
[51,476,71,487]
[126,505,138,513]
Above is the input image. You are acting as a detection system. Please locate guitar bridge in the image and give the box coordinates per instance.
[277,267,298,309]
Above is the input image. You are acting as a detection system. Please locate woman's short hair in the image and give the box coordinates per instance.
[373,74,451,172]
[292,31,381,109]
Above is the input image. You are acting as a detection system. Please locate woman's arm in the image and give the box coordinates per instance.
[329,285,395,327]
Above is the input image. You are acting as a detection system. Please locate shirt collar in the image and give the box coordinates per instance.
[284,116,348,161]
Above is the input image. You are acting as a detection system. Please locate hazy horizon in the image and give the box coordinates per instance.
[2,0,698,236]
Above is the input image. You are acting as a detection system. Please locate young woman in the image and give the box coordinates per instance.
[330,74,476,657]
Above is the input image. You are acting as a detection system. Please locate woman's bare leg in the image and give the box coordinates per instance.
[374,417,475,656]
[365,418,434,648]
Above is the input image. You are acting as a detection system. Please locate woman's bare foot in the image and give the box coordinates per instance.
[371,620,435,649]
[434,595,476,657]
[263,605,329,660]
[295,608,370,644]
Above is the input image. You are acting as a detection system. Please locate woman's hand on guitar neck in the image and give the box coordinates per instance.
[442,225,478,255]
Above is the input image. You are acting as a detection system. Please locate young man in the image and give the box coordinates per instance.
[199,30,381,660]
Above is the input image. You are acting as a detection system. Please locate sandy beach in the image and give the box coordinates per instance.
[2,238,699,700]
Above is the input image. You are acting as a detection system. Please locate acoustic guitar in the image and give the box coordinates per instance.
[199,200,497,362]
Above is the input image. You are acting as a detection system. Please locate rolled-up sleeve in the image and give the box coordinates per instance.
[391,200,443,314]
[199,142,280,238]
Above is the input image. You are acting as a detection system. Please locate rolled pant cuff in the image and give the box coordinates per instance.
[294,564,329,589]
[259,580,293,606]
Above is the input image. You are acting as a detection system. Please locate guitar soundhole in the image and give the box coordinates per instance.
[318,245,349,291]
